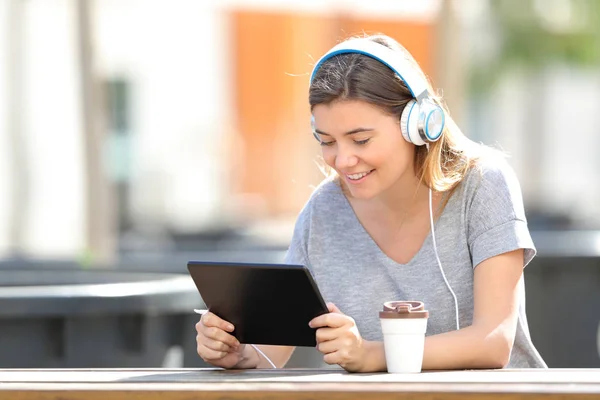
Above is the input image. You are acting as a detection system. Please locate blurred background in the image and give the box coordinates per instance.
[0,0,598,369]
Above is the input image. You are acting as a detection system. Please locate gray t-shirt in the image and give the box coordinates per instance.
[284,157,547,368]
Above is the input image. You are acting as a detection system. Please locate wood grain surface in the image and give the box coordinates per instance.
[2,368,599,400]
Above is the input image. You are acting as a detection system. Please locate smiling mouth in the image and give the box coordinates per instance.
[346,170,374,181]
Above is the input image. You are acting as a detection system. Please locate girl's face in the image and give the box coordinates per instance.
[312,99,416,200]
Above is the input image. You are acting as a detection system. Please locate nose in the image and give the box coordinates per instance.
[334,144,359,170]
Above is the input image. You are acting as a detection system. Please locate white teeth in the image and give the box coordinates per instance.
[347,171,370,180]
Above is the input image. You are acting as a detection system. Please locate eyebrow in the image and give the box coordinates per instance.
[314,127,375,136]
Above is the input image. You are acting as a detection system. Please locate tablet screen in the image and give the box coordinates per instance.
[187,261,328,347]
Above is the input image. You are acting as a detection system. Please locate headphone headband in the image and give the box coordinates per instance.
[309,38,429,100]
[309,38,445,146]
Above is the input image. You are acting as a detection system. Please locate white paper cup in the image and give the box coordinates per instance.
[379,301,429,373]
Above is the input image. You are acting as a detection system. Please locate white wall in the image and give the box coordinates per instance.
[9,0,595,260]
[488,66,600,228]
[2,0,86,258]
[220,0,441,21]
[488,69,535,197]
[94,0,233,233]
[0,0,236,259]
[92,0,441,236]
[0,0,10,256]
[537,66,600,226]
[0,0,441,259]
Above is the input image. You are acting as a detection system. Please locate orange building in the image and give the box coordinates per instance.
[230,9,441,219]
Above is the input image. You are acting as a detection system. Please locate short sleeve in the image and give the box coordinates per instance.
[466,160,536,269]
[283,201,312,270]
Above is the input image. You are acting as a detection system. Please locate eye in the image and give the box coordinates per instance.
[319,140,335,147]
[354,138,370,145]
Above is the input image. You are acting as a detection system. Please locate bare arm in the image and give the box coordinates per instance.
[421,249,523,369]
[361,249,524,372]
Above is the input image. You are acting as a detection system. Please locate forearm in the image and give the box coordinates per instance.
[361,325,509,372]
[422,325,509,370]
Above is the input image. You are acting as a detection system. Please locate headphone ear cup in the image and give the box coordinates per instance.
[400,99,425,146]
[418,99,445,143]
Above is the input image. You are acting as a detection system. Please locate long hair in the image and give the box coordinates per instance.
[309,34,495,198]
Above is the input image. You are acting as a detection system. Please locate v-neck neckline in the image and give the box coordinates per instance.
[335,183,450,267]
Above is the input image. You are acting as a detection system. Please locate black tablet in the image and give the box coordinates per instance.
[187,261,329,347]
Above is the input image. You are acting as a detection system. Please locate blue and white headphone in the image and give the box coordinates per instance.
[310,38,445,146]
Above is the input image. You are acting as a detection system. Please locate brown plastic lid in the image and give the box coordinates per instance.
[379,301,429,319]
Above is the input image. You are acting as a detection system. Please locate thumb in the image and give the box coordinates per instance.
[327,302,342,314]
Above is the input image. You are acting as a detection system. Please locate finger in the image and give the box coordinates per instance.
[327,302,342,314]
[201,312,235,333]
[315,326,341,344]
[202,326,241,349]
[323,351,342,366]
[316,336,339,354]
[310,312,349,329]
[316,334,354,354]
[324,346,353,365]
[197,342,228,361]
[196,328,240,353]
[199,334,235,353]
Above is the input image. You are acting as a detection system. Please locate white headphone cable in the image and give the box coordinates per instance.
[425,144,460,331]
[249,344,277,368]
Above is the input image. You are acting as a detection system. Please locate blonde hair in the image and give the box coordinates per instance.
[309,34,497,199]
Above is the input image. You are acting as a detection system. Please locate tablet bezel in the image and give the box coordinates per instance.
[187,261,329,347]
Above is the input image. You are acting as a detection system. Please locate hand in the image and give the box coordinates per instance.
[309,302,368,372]
[196,311,248,369]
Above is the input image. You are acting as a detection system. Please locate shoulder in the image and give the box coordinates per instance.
[292,176,345,230]
[456,155,535,267]
[457,154,528,226]
[284,176,345,265]
[464,154,520,189]
[461,155,524,206]
[299,176,345,217]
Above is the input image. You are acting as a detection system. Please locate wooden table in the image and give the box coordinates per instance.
[1,368,599,400]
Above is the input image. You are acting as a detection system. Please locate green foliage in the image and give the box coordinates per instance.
[470,0,600,93]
